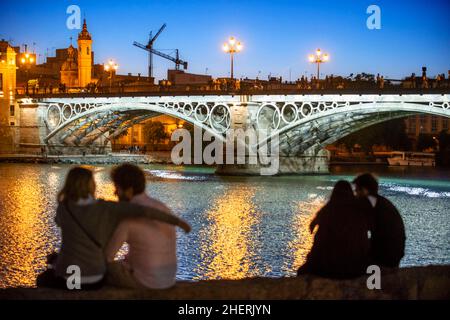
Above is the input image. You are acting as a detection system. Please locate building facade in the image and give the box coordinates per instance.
[60,45,78,88]
[0,42,17,152]
[112,115,185,151]
[405,115,449,137]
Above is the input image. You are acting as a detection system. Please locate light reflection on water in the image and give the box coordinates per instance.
[0,163,449,288]
[0,167,60,288]
[195,186,260,280]
[283,196,325,274]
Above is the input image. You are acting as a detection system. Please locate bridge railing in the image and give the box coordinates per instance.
[14,80,450,99]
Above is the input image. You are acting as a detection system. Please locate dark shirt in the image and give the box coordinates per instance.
[369,195,406,268]
[301,198,372,279]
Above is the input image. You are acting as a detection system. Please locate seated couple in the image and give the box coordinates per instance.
[298,174,406,279]
[37,164,191,290]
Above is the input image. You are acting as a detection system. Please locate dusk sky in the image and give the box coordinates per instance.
[1,0,449,80]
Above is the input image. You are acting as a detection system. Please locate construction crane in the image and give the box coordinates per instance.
[133,23,188,79]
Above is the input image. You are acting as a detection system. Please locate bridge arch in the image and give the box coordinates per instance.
[256,101,450,153]
[44,101,231,144]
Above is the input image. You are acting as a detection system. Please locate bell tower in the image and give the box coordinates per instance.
[77,19,92,87]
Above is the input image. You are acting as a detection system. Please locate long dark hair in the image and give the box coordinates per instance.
[58,167,94,203]
[329,180,354,203]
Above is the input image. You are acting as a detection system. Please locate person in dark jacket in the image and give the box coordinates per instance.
[353,173,406,268]
[297,180,372,279]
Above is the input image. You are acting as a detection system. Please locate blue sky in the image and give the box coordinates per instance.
[0,0,449,80]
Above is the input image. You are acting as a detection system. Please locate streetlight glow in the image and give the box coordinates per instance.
[222,36,243,80]
[20,50,34,95]
[308,48,330,80]
[104,59,118,91]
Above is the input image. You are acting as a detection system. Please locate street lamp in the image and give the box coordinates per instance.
[308,48,329,80]
[104,59,118,91]
[222,36,243,80]
[20,52,34,95]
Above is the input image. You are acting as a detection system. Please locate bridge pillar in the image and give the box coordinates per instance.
[14,102,47,154]
[215,149,330,176]
[278,149,330,174]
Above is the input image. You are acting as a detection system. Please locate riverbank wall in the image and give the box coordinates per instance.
[0,265,448,300]
[0,152,173,165]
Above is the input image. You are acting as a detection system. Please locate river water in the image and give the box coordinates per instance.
[0,163,449,288]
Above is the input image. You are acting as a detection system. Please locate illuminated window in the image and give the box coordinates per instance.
[431,116,437,132]
[443,118,448,131]
[419,115,427,132]
[409,117,416,133]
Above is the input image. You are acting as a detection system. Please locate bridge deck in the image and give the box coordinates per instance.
[16,88,450,99]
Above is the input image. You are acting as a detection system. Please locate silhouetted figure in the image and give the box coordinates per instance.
[106,164,179,289]
[36,167,190,290]
[297,180,371,279]
[353,173,406,268]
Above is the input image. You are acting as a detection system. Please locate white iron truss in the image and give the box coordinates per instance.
[37,94,449,149]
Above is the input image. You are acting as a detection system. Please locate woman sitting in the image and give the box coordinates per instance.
[297,180,371,279]
[37,166,190,290]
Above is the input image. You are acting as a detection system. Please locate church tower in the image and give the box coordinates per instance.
[77,19,92,87]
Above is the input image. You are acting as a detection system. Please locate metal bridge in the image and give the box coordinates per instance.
[17,91,450,173]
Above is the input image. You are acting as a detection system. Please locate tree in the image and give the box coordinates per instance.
[143,121,168,145]
[416,133,436,151]
[436,130,450,166]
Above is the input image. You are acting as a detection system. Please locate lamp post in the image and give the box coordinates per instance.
[222,37,243,80]
[20,51,34,95]
[308,48,329,80]
[104,59,118,92]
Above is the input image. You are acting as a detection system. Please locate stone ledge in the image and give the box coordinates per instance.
[1,265,448,300]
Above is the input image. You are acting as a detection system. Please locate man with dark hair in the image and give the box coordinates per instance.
[106,164,180,289]
[353,173,406,268]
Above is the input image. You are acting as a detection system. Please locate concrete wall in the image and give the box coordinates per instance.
[0,265,448,300]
